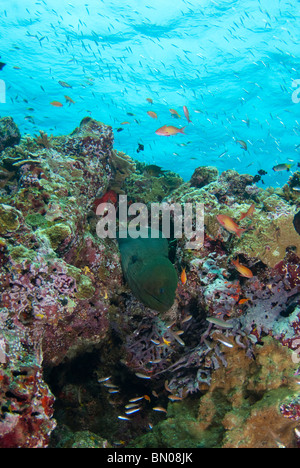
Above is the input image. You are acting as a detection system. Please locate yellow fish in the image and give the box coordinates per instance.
[180,268,187,285]
[232,258,253,278]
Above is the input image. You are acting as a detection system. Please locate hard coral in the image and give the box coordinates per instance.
[0,117,125,447]
[0,117,21,153]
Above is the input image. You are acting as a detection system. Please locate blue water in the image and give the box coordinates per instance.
[0,0,299,185]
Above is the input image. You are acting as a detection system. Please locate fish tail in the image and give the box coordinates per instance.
[179,126,186,134]
[236,228,247,238]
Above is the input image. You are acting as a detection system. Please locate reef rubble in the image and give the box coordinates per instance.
[0,117,299,448]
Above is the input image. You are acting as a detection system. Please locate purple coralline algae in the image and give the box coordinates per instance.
[0,118,300,448]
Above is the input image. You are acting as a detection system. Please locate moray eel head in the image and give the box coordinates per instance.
[131,257,178,313]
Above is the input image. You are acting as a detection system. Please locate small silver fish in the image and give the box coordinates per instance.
[168,395,183,401]
[125,403,141,409]
[150,339,160,345]
[216,337,234,348]
[135,372,151,379]
[152,406,167,413]
[206,317,234,329]
[103,383,119,388]
[118,415,131,421]
[182,314,192,323]
[125,407,142,415]
[129,396,144,403]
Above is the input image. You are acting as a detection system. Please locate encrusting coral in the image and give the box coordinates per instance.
[0,116,299,448]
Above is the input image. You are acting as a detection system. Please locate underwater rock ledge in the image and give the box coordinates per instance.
[0,117,299,448]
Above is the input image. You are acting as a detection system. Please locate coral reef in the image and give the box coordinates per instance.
[0,117,21,153]
[167,169,300,268]
[109,150,136,193]
[190,166,219,188]
[122,163,183,204]
[0,118,300,448]
[131,337,299,448]
[0,117,123,447]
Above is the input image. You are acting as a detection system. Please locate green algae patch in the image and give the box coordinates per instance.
[49,426,110,448]
[129,400,212,449]
[76,274,95,299]
[9,245,37,263]
[0,204,22,235]
[40,223,72,250]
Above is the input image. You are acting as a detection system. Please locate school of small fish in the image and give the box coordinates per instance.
[1,1,297,180]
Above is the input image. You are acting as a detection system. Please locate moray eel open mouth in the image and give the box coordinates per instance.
[118,229,178,312]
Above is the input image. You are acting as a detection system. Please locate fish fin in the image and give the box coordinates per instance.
[236,228,247,238]
[179,127,186,134]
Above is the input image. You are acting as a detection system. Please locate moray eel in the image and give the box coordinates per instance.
[118,229,178,312]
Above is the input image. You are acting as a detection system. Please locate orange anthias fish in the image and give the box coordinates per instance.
[183,105,192,123]
[232,258,253,278]
[146,98,153,104]
[155,125,186,136]
[50,101,63,107]
[216,214,247,238]
[239,203,255,221]
[238,298,250,305]
[180,268,187,285]
[169,109,181,118]
[147,111,158,119]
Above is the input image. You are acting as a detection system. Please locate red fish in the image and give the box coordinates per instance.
[216,214,247,238]
[183,105,192,123]
[155,125,186,136]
